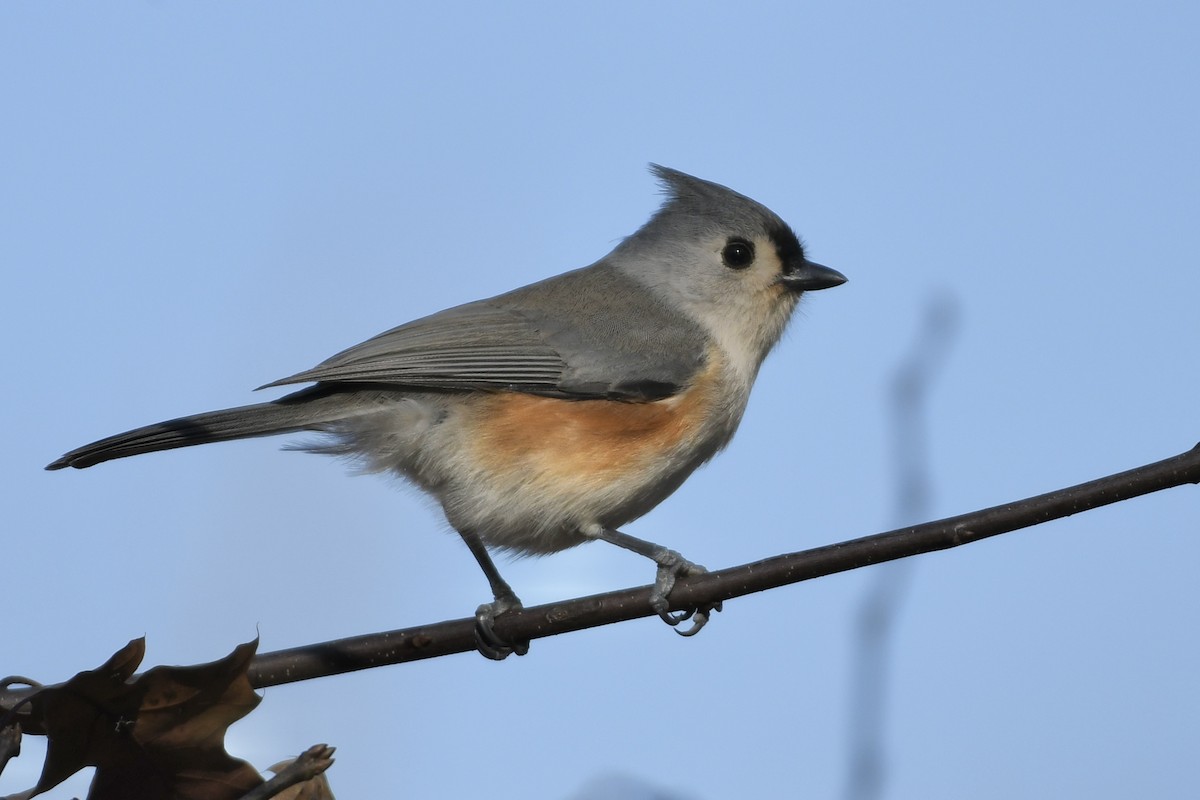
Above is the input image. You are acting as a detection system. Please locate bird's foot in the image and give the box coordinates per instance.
[582,526,722,637]
[649,549,722,637]
[474,592,530,660]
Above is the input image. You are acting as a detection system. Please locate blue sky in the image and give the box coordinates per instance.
[3,3,1198,798]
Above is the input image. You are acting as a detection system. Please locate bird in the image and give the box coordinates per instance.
[47,165,846,658]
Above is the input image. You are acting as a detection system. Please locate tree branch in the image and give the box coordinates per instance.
[1,444,1195,711]
[243,442,1200,689]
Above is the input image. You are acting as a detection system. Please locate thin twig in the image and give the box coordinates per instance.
[245,442,1199,689]
[239,744,335,800]
[2,442,1196,704]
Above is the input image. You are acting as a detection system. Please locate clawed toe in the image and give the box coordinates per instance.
[658,606,696,625]
[671,601,722,636]
[649,554,721,636]
[474,594,529,660]
[582,526,723,640]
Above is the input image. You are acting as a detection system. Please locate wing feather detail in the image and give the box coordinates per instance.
[260,264,709,401]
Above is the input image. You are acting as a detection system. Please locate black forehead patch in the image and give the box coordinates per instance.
[768,222,805,266]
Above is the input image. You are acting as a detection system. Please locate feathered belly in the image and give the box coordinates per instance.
[436,352,745,554]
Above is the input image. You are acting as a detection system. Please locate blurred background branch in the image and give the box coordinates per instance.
[845,294,960,800]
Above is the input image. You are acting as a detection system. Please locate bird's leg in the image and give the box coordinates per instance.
[458,529,529,660]
[582,524,721,636]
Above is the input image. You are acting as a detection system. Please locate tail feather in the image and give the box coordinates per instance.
[46,388,362,470]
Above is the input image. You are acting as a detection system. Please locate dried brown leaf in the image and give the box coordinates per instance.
[23,637,147,791]
[0,720,21,777]
[22,639,264,800]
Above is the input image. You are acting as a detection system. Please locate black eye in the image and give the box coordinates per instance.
[721,238,755,269]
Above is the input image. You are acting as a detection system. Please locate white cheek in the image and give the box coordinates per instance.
[703,289,797,383]
[702,252,799,381]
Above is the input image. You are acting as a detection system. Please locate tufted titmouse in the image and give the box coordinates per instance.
[47,166,845,658]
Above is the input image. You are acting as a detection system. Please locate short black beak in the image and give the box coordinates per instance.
[780,259,847,292]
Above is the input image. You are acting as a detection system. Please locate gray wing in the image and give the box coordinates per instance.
[262,263,710,401]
